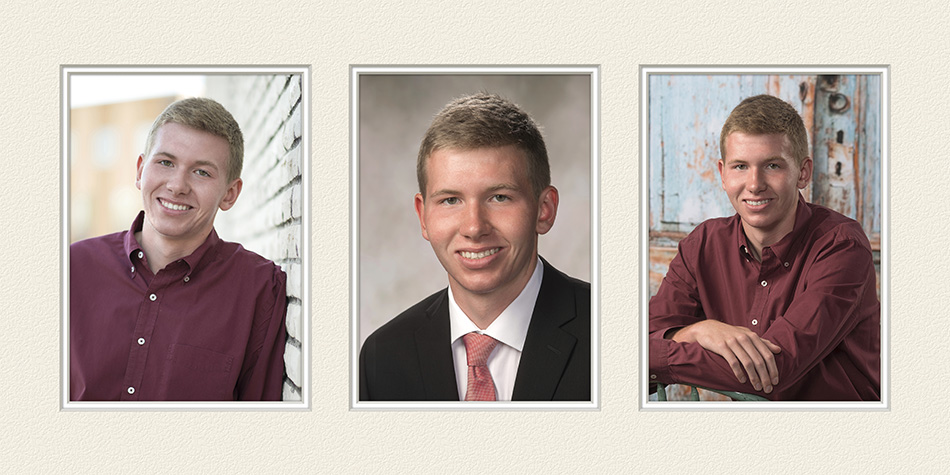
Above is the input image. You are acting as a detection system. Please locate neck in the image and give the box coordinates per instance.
[450,258,538,330]
[135,228,207,273]
[743,231,765,262]
[742,211,798,262]
[742,196,800,262]
[454,298,506,330]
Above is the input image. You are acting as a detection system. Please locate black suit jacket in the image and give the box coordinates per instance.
[360,259,590,401]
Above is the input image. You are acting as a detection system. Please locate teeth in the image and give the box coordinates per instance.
[160,199,189,211]
[746,199,770,206]
[460,248,499,259]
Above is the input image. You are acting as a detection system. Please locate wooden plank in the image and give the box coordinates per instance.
[857,75,883,234]
[813,74,859,218]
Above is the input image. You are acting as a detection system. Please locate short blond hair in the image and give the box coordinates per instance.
[417,93,550,199]
[144,97,244,182]
[720,94,809,165]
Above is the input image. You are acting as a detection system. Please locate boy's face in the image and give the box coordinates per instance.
[414,145,557,305]
[718,132,812,245]
[136,122,241,247]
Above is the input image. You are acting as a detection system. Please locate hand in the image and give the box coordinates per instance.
[671,320,781,393]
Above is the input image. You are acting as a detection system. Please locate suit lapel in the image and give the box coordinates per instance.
[511,260,578,400]
[413,290,461,400]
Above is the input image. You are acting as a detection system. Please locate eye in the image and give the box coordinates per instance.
[767,163,781,169]
[490,194,510,202]
[195,169,211,178]
[439,197,459,205]
[733,164,747,170]
[158,159,173,167]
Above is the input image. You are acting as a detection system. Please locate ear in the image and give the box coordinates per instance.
[218,178,243,211]
[797,157,813,189]
[135,154,144,190]
[535,186,559,235]
[413,193,430,241]
[717,159,725,190]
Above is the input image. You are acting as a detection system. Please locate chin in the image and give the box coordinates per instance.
[452,276,502,295]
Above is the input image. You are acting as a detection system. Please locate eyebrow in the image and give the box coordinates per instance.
[153,151,221,171]
[428,183,522,198]
[725,155,788,164]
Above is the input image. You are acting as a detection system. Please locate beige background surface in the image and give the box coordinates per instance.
[1,0,943,471]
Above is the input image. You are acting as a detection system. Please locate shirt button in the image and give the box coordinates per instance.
[127,387,135,394]
[137,251,144,259]
[137,337,145,345]
[130,266,135,273]
[650,374,657,380]
[752,319,758,325]
[149,293,157,301]
[784,262,790,268]
[183,276,190,283]
[761,280,768,287]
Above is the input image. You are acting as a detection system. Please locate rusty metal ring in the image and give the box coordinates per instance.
[829,93,850,113]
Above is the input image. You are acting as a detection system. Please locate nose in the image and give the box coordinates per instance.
[165,169,190,195]
[746,167,767,193]
[460,202,491,239]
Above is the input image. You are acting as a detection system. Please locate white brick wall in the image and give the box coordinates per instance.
[206,75,304,401]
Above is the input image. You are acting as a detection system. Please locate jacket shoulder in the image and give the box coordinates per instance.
[364,289,446,344]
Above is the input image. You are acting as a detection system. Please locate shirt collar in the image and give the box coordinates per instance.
[123,211,147,261]
[735,193,813,264]
[448,257,544,352]
[122,210,221,274]
[768,193,813,264]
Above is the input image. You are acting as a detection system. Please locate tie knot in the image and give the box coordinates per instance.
[463,332,498,366]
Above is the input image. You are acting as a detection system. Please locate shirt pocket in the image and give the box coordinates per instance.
[157,343,235,401]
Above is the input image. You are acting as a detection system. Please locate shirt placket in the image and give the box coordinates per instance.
[120,260,178,401]
[747,248,782,334]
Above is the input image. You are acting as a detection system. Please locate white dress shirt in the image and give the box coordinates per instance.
[448,258,543,401]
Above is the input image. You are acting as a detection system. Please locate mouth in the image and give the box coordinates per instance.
[159,198,191,211]
[459,248,500,260]
[744,198,772,207]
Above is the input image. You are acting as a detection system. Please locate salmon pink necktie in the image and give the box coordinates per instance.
[463,332,499,401]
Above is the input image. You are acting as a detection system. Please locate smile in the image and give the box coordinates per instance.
[745,199,771,206]
[159,198,190,211]
[460,248,499,259]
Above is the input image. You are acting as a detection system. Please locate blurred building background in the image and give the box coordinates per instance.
[70,96,176,242]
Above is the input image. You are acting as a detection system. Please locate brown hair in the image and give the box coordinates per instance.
[720,94,809,164]
[417,93,550,198]
[143,97,244,182]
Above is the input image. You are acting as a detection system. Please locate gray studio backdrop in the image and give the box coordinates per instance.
[358,74,592,345]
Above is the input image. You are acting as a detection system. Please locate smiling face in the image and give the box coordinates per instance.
[718,132,812,251]
[136,122,242,251]
[414,145,558,309]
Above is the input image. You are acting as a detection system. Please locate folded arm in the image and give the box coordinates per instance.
[649,228,876,398]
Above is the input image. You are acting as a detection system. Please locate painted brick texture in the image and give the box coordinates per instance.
[206,75,304,401]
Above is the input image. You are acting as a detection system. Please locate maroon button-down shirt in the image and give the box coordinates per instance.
[70,212,287,401]
[649,195,880,401]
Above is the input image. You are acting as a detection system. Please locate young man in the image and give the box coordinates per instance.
[70,98,287,401]
[649,94,880,401]
[359,93,591,401]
